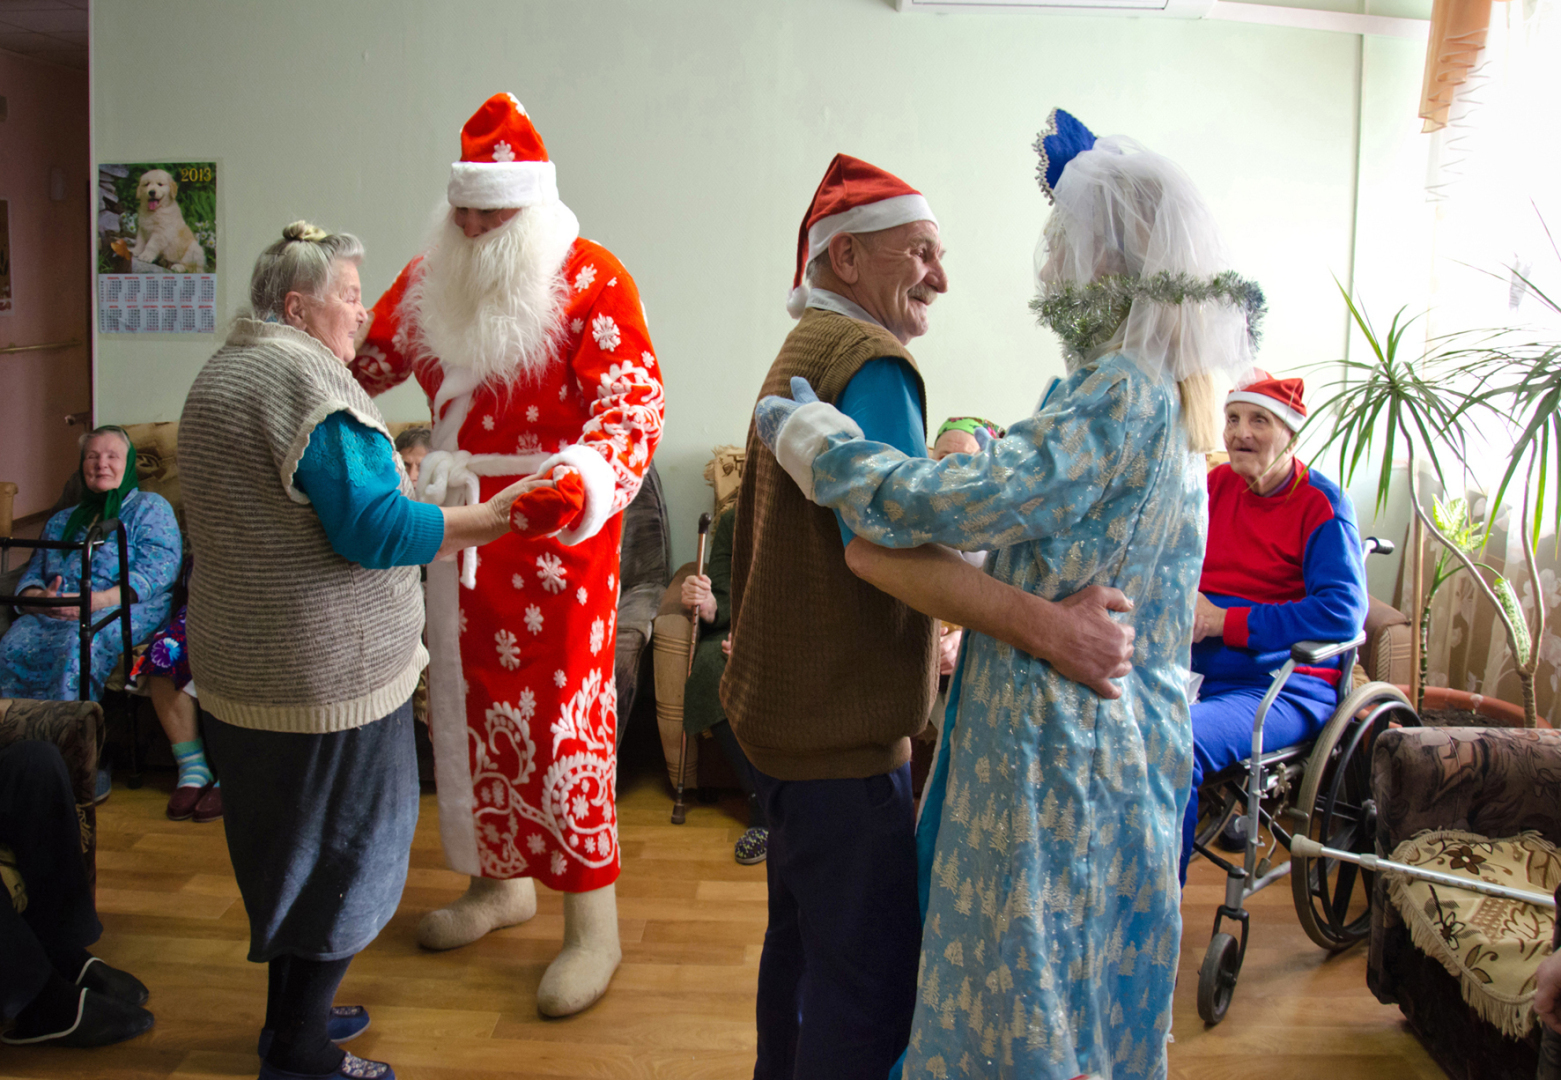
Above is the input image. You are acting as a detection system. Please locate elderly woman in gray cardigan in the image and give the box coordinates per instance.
[179,222,542,1080]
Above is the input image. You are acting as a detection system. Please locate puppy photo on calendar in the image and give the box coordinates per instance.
[129,168,207,272]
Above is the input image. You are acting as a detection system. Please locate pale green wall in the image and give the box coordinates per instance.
[92,0,1430,565]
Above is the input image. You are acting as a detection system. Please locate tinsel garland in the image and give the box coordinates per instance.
[1029,270,1267,361]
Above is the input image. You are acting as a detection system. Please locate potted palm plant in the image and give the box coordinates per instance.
[1306,279,1558,728]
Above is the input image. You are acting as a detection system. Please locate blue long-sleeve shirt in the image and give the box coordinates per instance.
[1192,462,1368,686]
[833,357,928,545]
[292,411,444,569]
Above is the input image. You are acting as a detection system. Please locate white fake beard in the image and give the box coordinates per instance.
[407,201,579,386]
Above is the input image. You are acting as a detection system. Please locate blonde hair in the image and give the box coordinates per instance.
[249,220,363,320]
[1178,371,1221,453]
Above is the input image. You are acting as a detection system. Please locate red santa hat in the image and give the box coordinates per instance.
[1227,372,1307,432]
[787,154,937,319]
[447,93,558,210]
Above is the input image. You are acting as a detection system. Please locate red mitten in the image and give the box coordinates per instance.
[509,469,587,538]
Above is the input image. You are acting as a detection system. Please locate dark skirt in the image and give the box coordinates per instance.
[203,699,418,963]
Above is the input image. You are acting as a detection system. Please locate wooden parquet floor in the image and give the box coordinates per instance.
[1,750,1447,1080]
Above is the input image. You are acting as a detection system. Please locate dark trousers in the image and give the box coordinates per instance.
[0,741,101,1020]
[751,764,921,1080]
[712,720,766,829]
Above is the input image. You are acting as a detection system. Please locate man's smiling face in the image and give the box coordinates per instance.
[852,220,947,345]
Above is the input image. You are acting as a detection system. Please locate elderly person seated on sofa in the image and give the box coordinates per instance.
[1180,375,1368,880]
[0,427,181,710]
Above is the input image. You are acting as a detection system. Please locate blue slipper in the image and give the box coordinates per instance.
[257,1006,371,1058]
[257,1051,392,1080]
[735,826,769,865]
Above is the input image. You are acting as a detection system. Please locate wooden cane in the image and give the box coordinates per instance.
[671,512,714,825]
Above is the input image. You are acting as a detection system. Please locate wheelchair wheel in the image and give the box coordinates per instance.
[1291,681,1417,951]
[1197,932,1242,1025]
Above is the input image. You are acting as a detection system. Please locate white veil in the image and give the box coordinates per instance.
[1034,134,1261,389]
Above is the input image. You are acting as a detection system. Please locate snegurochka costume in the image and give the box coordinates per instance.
[757,110,1265,1080]
[351,95,664,896]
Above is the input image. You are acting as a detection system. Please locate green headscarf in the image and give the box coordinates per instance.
[934,416,1005,443]
[63,427,139,542]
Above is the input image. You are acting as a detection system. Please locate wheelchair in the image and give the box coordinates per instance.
[1191,536,1419,1025]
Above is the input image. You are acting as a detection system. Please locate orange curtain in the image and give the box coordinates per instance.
[1420,0,1506,132]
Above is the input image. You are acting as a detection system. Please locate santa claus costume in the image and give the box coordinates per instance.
[350,93,664,1016]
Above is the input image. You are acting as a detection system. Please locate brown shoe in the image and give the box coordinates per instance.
[166,784,206,821]
[192,784,223,823]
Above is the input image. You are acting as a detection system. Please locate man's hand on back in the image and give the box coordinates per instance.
[1020,585,1136,699]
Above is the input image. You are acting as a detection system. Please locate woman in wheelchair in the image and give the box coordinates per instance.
[1179,375,1369,883]
[0,427,181,703]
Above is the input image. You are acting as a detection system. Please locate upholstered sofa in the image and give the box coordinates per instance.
[1369,725,1561,1080]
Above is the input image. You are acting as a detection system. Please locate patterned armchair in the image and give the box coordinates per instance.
[1369,726,1561,1080]
[0,698,101,893]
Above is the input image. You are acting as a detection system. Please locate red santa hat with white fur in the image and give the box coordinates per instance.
[447,93,558,209]
[1227,372,1307,433]
[787,154,938,318]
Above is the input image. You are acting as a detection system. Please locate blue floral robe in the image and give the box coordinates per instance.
[2,489,181,702]
[811,355,1206,1080]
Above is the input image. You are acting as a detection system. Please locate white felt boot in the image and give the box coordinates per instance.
[536,884,621,1017]
[416,875,537,951]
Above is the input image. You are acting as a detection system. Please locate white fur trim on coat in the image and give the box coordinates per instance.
[535,443,617,545]
[447,160,558,210]
[774,400,863,502]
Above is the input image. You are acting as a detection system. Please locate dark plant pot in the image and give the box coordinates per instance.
[1395,685,1542,728]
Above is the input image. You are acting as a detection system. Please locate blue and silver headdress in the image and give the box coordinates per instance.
[1033,108,1097,205]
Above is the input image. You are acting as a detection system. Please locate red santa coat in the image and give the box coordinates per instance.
[351,237,663,892]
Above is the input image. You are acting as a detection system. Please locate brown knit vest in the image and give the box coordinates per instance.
[721,308,938,781]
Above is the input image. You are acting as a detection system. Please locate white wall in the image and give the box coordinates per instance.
[92,0,1431,564]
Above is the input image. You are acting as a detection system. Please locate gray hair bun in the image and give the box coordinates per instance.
[283,220,329,244]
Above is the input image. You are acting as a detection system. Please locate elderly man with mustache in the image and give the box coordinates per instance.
[722,155,1139,1080]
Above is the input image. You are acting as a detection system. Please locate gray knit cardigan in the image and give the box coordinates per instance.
[179,318,428,733]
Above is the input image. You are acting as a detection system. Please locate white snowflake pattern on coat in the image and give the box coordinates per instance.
[536,553,567,593]
[590,314,620,352]
[589,618,604,655]
[525,605,544,635]
[495,629,521,670]
[574,265,596,292]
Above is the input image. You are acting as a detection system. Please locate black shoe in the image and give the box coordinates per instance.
[77,956,150,1007]
[1,988,154,1047]
[1215,814,1250,853]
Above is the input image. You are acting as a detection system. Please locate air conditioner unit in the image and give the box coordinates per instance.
[894,0,1217,18]
[893,0,1430,37]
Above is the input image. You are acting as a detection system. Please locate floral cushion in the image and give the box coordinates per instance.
[1387,829,1560,1038]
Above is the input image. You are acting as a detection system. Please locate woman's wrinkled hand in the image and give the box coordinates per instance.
[682,573,717,624]
[485,474,555,530]
[1193,593,1227,643]
[22,576,77,619]
[508,467,586,539]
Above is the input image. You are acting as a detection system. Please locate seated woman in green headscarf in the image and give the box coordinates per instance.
[1,426,181,702]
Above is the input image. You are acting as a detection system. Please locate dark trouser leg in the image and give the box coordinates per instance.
[0,741,100,1019]
[263,954,351,1074]
[750,765,921,1080]
[712,720,766,829]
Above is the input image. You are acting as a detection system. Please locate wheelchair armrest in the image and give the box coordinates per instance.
[1290,632,1366,665]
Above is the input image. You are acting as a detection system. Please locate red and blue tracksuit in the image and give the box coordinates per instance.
[1180,461,1369,881]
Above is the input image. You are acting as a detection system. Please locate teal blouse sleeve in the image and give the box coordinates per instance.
[292,411,444,569]
[832,357,929,546]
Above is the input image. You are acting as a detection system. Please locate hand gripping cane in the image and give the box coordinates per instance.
[671,512,713,825]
